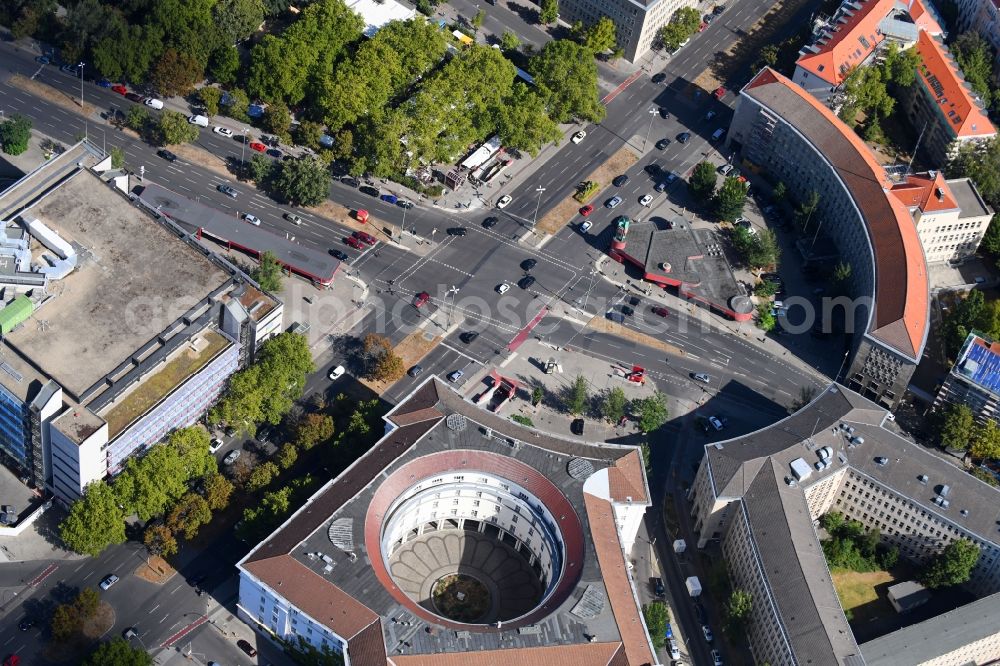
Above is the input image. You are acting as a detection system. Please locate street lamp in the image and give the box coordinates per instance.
[533,187,546,227]
[77,62,85,108]
[446,285,460,330]
[239,127,249,176]
[644,107,657,151]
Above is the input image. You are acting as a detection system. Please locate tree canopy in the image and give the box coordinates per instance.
[157,110,199,146]
[938,403,975,450]
[713,176,748,222]
[60,481,127,557]
[642,601,670,648]
[83,638,153,666]
[272,156,331,207]
[635,391,669,433]
[920,539,980,588]
[0,114,32,156]
[688,161,717,202]
[951,32,994,109]
[659,7,700,51]
[531,40,605,124]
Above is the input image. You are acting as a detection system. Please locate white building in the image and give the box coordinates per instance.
[557,0,698,63]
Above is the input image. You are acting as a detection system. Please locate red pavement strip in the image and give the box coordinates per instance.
[601,70,645,105]
[507,307,550,352]
[28,563,58,586]
[160,615,209,648]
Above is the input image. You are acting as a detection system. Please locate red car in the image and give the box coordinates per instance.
[413,291,430,308]
[699,22,708,31]
[713,86,727,100]
[4,655,20,666]
[579,204,594,217]
[344,236,363,250]
[353,231,377,246]
[651,306,669,317]
[111,84,128,95]
[249,142,267,153]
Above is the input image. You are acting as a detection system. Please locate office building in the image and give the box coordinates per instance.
[557,0,697,63]
[934,332,1000,426]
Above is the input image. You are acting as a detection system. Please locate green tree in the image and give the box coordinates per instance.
[0,114,32,156]
[951,32,994,108]
[247,461,280,492]
[942,289,989,357]
[582,16,617,53]
[169,427,217,480]
[713,176,748,221]
[214,0,265,44]
[838,65,894,130]
[757,302,776,332]
[223,87,251,121]
[539,0,558,24]
[295,120,325,150]
[532,386,544,406]
[471,8,485,33]
[51,603,81,642]
[949,139,1000,211]
[252,251,284,291]
[126,105,151,132]
[636,391,669,433]
[754,280,778,297]
[882,41,921,87]
[531,39,605,123]
[296,413,335,449]
[796,189,821,231]
[833,260,852,283]
[821,511,845,535]
[74,587,100,619]
[688,161,717,202]
[496,84,562,156]
[277,442,299,470]
[362,333,405,382]
[203,472,235,510]
[198,87,223,117]
[773,180,787,201]
[209,45,241,85]
[273,156,331,206]
[724,589,752,637]
[263,101,292,141]
[247,153,276,183]
[602,386,628,423]
[750,43,779,74]
[658,7,700,51]
[920,539,980,588]
[116,444,189,521]
[970,420,1000,460]
[110,146,125,169]
[567,374,589,415]
[59,481,126,557]
[500,30,521,52]
[157,110,200,146]
[151,48,203,97]
[642,601,670,648]
[971,466,999,486]
[745,228,780,270]
[143,523,179,559]
[167,492,212,540]
[82,638,154,666]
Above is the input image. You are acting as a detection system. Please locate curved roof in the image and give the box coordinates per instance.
[742,68,929,360]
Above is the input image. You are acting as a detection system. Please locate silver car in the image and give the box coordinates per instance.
[217,184,238,198]
[223,449,241,465]
[605,196,623,209]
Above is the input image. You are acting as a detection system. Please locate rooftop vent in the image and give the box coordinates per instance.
[446,413,467,431]
[918,475,928,484]
[933,496,950,509]
[960,509,969,517]
[940,485,951,497]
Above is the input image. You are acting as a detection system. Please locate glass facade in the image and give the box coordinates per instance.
[0,384,29,467]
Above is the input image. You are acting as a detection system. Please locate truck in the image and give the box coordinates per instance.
[686,576,703,597]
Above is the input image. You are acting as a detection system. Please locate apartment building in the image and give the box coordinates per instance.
[934,332,1000,427]
[952,0,1000,67]
[889,170,994,264]
[728,68,930,408]
[557,0,697,63]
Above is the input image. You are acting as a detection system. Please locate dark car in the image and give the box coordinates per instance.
[17,619,34,632]
[97,78,113,88]
[629,296,640,306]
[651,306,669,317]
[380,193,398,204]
[654,577,665,596]
[266,148,282,158]
[460,331,479,343]
[447,227,468,236]
[695,603,707,625]
[677,132,691,143]
[658,107,670,119]
[652,72,666,84]
[157,149,178,162]
[622,305,635,316]
[518,275,536,289]
[340,176,359,188]
[407,364,423,377]
[396,199,414,209]
[571,419,585,435]
[359,185,380,198]
[713,3,726,13]
[521,258,537,271]
[655,138,671,150]
[482,216,499,228]
[125,92,144,103]
[330,249,348,261]
[612,174,629,187]
[237,639,258,657]
[644,163,661,176]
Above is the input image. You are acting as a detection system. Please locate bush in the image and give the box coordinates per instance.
[398,174,445,198]
[574,180,600,203]
[0,114,32,156]
[511,414,534,427]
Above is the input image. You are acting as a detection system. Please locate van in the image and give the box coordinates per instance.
[144,98,164,110]
[188,114,209,127]
[711,128,726,141]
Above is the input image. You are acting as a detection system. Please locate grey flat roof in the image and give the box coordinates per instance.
[948,178,993,219]
[861,591,1000,665]
[5,171,230,399]
[138,184,339,285]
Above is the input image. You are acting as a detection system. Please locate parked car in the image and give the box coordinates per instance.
[658,107,670,119]
[407,365,423,377]
[243,213,260,226]
[655,137,671,150]
[482,216,499,228]
[344,236,363,249]
[359,185,380,197]
[612,174,629,187]
[605,196,623,209]
[654,578,665,596]
[35,55,50,65]
[380,193,398,204]
[669,640,681,660]
[354,231,377,245]
[579,204,594,217]
[496,283,510,294]
[639,194,653,206]
[143,97,163,109]
[718,164,734,176]
[249,142,266,152]
[621,305,634,316]
[702,625,714,642]
[579,221,593,233]
[571,418,585,435]
[17,619,34,632]
[518,275,536,289]
[713,3,726,13]
[223,450,241,465]
[521,258,537,271]
[677,132,691,143]
[237,639,258,657]
[284,212,303,225]
[708,416,724,431]
[99,574,120,591]
[209,438,224,454]
[713,86,727,99]
[111,84,128,95]
[97,78,113,88]
[413,291,430,308]
[571,130,587,144]
[447,370,464,382]
[329,249,348,261]
[328,365,346,380]
[217,184,238,198]
[157,149,178,162]
[652,72,666,83]
[712,649,724,666]
[213,126,233,137]
[496,195,512,209]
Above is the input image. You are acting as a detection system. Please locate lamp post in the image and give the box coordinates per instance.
[446,285,459,330]
[77,62,85,108]
[533,186,545,228]
[644,107,657,151]
[239,128,249,176]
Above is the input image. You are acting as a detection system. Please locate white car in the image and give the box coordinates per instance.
[579,221,593,233]
[571,130,587,144]
[328,365,346,380]
[718,164,734,176]
[712,649,724,666]
[209,438,224,454]
[496,283,510,294]
[99,574,119,591]
[213,126,234,137]
[703,624,714,642]
[639,194,653,206]
[692,372,711,383]
[244,213,261,226]
[284,212,303,225]
[496,195,512,209]
[668,640,681,660]
[448,370,464,382]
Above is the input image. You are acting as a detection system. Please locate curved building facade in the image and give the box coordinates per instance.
[727,68,930,408]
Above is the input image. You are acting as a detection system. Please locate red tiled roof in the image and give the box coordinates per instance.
[608,449,648,504]
[391,642,626,666]
[907,0,944,35]
[583,493,656,666]
[743,68,929,359]
[243,555,381,639]
[914,31,996,139]
[795,0,895,86]
[890,171,958,213]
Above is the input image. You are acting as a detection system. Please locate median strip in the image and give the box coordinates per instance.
[585,316,685,358]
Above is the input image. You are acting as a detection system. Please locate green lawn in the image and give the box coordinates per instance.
[831,568,895,622]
